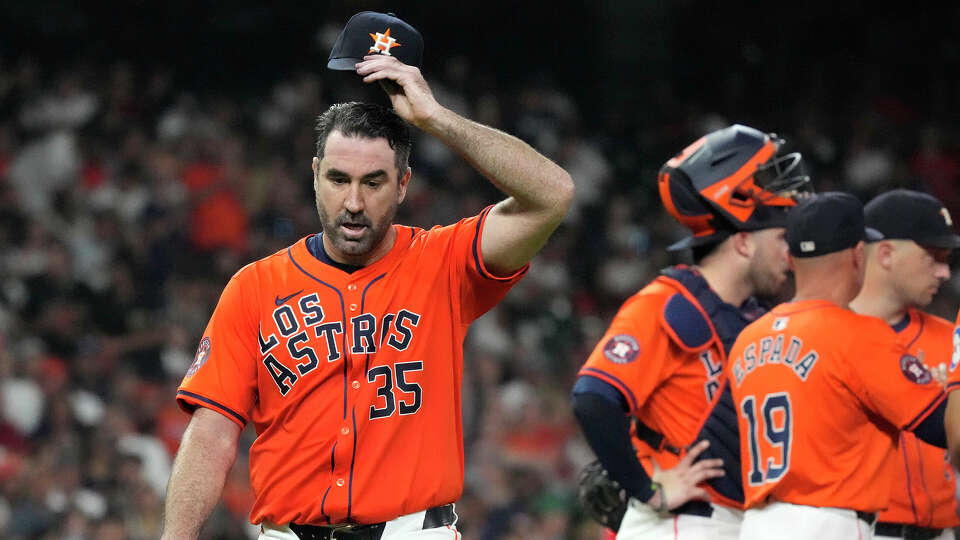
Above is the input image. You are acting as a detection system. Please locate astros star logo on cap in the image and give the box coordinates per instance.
[369,28,401,55]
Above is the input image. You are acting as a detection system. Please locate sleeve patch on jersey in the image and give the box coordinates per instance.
[603,334,641,364]
[951,326,960,372]
[661,293,713,351]
[900,354,933,385]
[185,337,211,378]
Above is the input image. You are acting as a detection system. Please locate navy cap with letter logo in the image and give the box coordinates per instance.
[787,192,883,258]
[864,189,960,249]
[327,11,424,71]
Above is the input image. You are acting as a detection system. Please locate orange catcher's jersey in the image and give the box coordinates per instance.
[579,269,729,465]
[880,308,958,528]
[177,208,527,526]
[729,300,946,512]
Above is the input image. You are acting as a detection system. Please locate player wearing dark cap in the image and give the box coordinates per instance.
[851,190,960,540]
[572,124,810,539]
[161,11,574,540]
[731,192,949,540]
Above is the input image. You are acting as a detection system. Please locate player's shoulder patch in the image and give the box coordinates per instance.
[602,334,641,364]
[660,292,713,352]
[900,354,933,385]
[186,337,211,378]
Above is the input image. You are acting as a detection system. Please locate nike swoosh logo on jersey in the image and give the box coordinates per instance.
[275,290,304,306]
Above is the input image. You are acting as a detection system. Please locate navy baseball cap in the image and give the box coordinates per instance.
[864,189,960,249]
[787,192,883,258]
[327,11,424,71]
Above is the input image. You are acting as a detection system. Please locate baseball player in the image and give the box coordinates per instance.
[571,124,811,539]
[730,192,949,540]
[849,189,960,540]
[161,12,574,540]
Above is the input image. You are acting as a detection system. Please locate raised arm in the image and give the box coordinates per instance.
[161,407,242,540]
[356,55,574,274]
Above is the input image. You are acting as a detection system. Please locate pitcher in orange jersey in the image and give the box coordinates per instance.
[850,189,960,540]
[572,125,811,539]
[160,13,575,540]
[730,192,949,540]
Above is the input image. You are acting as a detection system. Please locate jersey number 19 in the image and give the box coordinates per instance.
[740,392,793,486]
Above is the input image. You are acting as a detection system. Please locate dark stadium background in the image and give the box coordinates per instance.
[1,2,959,539]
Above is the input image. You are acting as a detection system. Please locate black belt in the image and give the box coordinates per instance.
[673,500,713,518]
[288,504,456,540]
[856,511,877,526]
[874,521,943,540]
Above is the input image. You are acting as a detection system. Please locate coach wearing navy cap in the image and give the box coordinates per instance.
[787,191,882,258]
[786,192,882,305]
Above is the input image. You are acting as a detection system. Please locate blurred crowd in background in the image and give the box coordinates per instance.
[1,6,960,540]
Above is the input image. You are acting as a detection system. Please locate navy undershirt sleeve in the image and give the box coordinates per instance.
[571,375,657,502]
[912,400,947,448]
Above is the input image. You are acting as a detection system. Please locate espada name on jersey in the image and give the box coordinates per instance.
[732,334,819,387]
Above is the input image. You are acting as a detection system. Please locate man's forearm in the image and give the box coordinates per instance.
[162,408,241,540]
[421,107,573,218]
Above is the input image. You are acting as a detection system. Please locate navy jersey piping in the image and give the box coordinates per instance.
[176,390,247,425]
[900,432,919,523]
[580,367,639,411]
[288,246,349,419]
[320,486,331,524]
[347,406,358,520]
[907,393,947,431]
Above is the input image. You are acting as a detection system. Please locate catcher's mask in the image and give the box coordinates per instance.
[659,124,812,251]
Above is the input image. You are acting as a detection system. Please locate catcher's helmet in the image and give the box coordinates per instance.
[659,124,811,251]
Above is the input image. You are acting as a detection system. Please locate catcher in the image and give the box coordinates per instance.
[572,124,811,539]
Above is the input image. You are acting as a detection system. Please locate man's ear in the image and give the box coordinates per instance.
[312,157,320,186]
[731,231,752,257]
[853,241,866,272]
[874,240,894,271]
[397,167,412,204]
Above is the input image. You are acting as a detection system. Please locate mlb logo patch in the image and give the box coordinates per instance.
[772,317,789,331]
[603,334,641,364]
[800,241,816,253]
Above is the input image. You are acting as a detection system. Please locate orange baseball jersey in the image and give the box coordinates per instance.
[949,308,960,390]
[177,207,527,526]
[880,308,958,528]
[578,268,731,466]
[729,300,946,512]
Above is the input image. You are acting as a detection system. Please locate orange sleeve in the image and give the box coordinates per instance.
[841,320,946,431]
[454,206,529,323]
[176,267,260,427]
[578,293,672,413]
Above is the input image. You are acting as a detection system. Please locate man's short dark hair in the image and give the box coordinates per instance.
[315,102,412,174]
